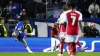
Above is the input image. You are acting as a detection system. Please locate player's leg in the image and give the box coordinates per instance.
[66,43,70,56]
[67,42,76,56]
[76,41,81,48]
[76,41,87,50]
[12,32,19,41]
[58,38,64,56]
[65,35,77,56]
[54,32,65,56]
[57,33,66,56]
[53,38,64,49]
[21,39,33,53]
[53,32,63,51]
[51,38,57,52]
[67,40,87,56]
[53,39,64,56]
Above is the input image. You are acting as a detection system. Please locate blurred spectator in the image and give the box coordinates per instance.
[34,0,41,2]
[6,0,13,14]
[16,9,28,22]
[2,8,11,24]
[47,0,61,4]
[42,0,46,4]
[20,0,27,8]
[20,9,27,16]
[83,22,89,37]
[0,11,2,16]
[54,0,61,4]
[88,1,100,18]
[25,0,37,18]
[62,0,69,4]
[51,22,59,38]
[47,0,52,4]
[77,0,89,18]
[83,22,100,37]
[0,17,8,37]
[0,6,2,11]
[11,1,21,19]
[24,23,33,37]
[36,1,46,18]
[53,7,61,18]
[0,0,9,8]
[6,0,21,19]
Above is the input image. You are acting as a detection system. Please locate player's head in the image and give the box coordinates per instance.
[9,0,12,5]
[22,17,29,25]
[62,4,68,11]
[68,1,77,9]
[88,22,95,28]
[22,9,26,16]
[92,1,96,5]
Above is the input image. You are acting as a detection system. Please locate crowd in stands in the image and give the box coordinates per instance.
[83,22,100,37]
[0,0,46,19]
[0,0,46,37]
[0,0,100,37]
[47,0,100,18]
[78,0,100,18]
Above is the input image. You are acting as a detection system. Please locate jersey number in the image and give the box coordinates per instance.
[71,16,76,25]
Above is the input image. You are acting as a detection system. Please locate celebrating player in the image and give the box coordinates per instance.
[12,17,35,53]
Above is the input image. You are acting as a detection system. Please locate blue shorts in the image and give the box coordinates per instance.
[18,32,26,41]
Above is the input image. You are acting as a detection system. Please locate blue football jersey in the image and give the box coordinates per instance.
[15,21,24,31]
[14,21,26,41]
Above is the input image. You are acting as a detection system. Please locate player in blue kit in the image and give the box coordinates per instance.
[12,17,35,53]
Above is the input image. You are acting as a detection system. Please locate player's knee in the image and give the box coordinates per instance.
[21,40,26,43]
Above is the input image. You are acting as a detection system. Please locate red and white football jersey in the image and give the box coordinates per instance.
[57,14,66,33]
[59,24,66,32]
[59,9,82,35]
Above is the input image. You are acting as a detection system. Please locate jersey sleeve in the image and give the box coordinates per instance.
[14,22,22,35]
[78,12,82,20]
[15,22,22,31]
[57,13,67,24]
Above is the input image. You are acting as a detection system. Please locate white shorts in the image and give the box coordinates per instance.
[59,32,66,39]
[65,35,79,43]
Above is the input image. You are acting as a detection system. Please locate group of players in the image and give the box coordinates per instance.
[11,1,87,56]
[52,2,87,56]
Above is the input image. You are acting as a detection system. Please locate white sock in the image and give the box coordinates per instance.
[58,54,63,56]
[60,54,63,56]
[70,55,75,56]
[26,47,31,52]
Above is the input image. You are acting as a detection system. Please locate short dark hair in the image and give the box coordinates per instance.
[68,1,77,9]
[62,4,68,11]
[20,16,28,21]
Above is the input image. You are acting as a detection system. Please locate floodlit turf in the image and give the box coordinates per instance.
[0,52,100,56]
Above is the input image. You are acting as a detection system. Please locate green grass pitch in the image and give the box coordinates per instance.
[0,52,100,56]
